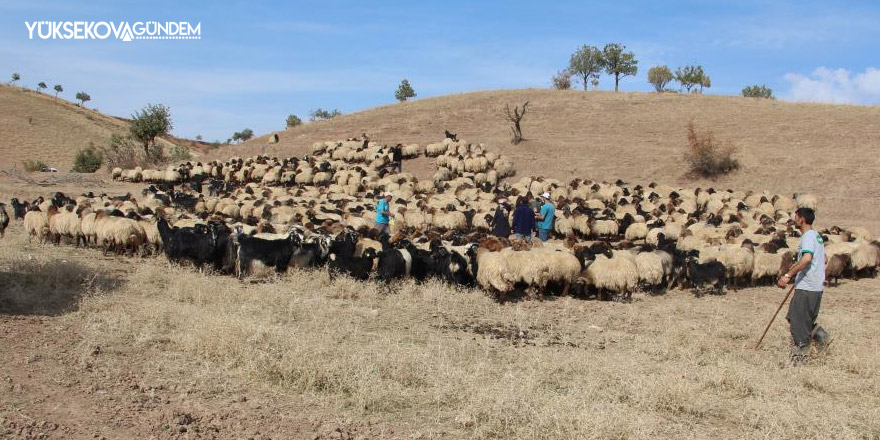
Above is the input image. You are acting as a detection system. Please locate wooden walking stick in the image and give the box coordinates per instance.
[754,284,796,349]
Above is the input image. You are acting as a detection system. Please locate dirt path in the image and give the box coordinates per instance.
[0,315,397,440]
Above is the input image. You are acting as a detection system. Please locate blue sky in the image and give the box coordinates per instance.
[2,0,879,141]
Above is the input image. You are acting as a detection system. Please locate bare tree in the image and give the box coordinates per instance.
[504,101,529,144]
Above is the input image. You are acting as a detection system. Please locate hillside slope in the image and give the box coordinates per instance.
[224,89,880,230]
[0,84,184,173]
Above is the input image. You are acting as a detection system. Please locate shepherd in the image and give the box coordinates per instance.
[777,207,832,364]
[375,192,392,239]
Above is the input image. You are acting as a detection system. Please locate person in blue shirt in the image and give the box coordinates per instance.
[777,207,831,364]
[375,192,392,237]
[535,192,555,242]
[511,196,535,242]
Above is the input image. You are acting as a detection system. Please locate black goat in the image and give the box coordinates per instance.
[444,130,458,141]
[158,218,229,271]
[231,226,303,278]
[328,248,377,281]
[685,257,726,295]
[10,198,28,220]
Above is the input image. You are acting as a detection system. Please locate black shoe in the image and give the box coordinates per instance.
[813,327,833,355]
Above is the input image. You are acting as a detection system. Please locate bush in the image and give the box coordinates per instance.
[742,84,774,99]
[551,69,572,90]
[286,114,303,128]
[22,159,48,172]
[72,145,103,173]
[309,108,342,121]
[166,145,192,162]
[102,134,141,169]
[683,122,740,178]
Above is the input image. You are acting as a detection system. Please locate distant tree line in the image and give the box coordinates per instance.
[549,51,773,98]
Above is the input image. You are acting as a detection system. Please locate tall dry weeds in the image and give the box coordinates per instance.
[683,121,740,178]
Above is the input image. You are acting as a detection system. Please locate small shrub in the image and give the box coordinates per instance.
[22,159,48,172]
[683,122,740,178]
[742,84,774,99]
[551,69,572,90]
[101,134,142,170]
[72,145,103,173]
[167,145,192,162]
[309,108,342,121]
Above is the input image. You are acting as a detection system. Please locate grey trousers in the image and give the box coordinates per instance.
[786,289,823,348]
[375,223,390,236]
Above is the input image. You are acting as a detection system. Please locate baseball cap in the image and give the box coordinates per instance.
[541,192,551,199]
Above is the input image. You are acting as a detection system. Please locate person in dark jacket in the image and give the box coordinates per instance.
[511,196,535,242]
[390,144,403,173]
[490,199,511,238]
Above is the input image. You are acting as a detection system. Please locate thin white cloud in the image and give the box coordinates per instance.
[782,67,880,104]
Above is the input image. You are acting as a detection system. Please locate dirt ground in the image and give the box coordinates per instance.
[2,216,880,439]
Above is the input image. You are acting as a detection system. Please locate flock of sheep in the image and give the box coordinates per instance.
[4,135,879,301]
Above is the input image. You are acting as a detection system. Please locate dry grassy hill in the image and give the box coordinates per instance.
[222,89,880,232]
[0,84,184,174]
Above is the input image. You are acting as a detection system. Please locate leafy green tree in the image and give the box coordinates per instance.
[129,103,172,157]
[195,134,203,141]
[647,65,673,92]
[742,84,774,99]
[699,74,711,93]
[602,43,638,92]
[674,65,707,93]
[231,132,241,143]
[10,72,20,84]
[37,82,47,93]
[238,128,254,142]
[394,79,416,101]
[286,114,303,128]
[75,91,91,106]
[568,45,604,90]
[551,69,572,90]
[53,84,63,98]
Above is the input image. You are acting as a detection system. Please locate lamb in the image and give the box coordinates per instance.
[750,249,787,286]
[624,222,648,241]
[581,250,640,301]
[825,253,851,286]
[46,205,83,246]
[794,193,818,211]
[475,247,580,298]
[633,248,675,292]
[24,209,49,243]
[94,210,147,255]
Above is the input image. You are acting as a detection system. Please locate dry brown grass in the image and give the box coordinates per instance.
[3,222,879,439]
[0,84,183,173]
[0,84,130,173]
